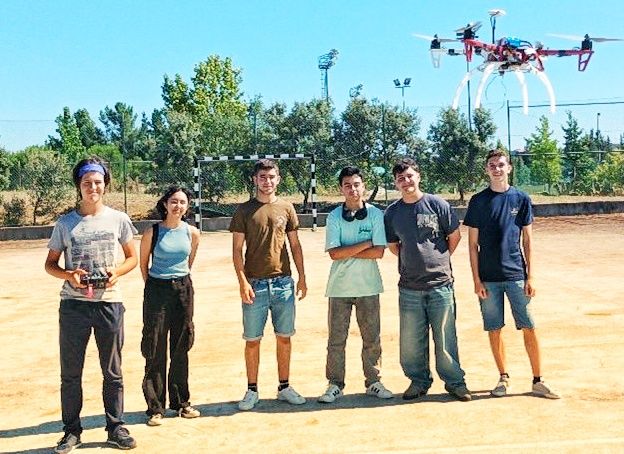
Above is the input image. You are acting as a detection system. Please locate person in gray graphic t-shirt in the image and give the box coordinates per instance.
[45,156,138,453]
[384,157,471,403]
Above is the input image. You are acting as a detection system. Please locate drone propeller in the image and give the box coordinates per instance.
[454,21,482,34]
[412,33,457,43]
[548,33,624,42]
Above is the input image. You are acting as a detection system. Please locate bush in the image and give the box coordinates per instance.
[2,196,27,226]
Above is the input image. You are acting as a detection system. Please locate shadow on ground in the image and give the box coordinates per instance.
[1,389,525,445]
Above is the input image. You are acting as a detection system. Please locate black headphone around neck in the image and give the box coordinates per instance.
[342,203,368,222]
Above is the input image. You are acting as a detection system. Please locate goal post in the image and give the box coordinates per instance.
[193,153,317,232]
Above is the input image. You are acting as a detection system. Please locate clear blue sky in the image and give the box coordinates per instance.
[2,0,623,152]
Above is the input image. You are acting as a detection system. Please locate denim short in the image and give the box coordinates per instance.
[479,280,535,331]
[242,275,296,341]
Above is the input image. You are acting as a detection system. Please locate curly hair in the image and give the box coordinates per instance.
[156,186,194,220]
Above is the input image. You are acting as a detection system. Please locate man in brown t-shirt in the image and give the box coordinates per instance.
[230,159,307,411]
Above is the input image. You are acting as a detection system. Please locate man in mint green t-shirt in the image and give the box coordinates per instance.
[317,166,393,403]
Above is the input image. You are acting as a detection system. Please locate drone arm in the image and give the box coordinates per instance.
[537,48,594,71]
[464,42,473,62]
[534,54,545,71]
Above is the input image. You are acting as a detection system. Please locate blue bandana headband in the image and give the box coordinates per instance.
[78,163,106,178]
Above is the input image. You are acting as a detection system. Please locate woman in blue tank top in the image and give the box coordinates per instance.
[139,186,201,426]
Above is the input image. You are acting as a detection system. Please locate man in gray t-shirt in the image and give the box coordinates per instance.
[384,158,470,402]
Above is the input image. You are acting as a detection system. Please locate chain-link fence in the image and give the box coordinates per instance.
[1,153,623,227]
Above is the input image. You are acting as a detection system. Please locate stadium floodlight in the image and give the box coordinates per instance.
[318,49,339,102]
[393,77,412,111]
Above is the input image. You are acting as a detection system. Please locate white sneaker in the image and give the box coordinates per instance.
[277,386,306,405]
[238,389,259,411]
[366,381,393,399]
[491,375,510,397]
[318,384,343,403]
[178,405,200,418]
[146,413,164,426]
[532,381,561,399]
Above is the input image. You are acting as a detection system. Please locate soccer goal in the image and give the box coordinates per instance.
[193,153,317,231]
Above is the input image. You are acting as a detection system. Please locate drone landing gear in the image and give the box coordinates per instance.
[577,51,594,71]
[451,63,556,115]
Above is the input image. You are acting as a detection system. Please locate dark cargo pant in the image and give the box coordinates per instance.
[141,275,195,416]
[325,295,382,389]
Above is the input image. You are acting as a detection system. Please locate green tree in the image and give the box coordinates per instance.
[150,109,201,193]
[262,99,333,208]
[427,107,495,202]
[513,157,532,186]
[592,152,624,195]
[88,143,123,164]
[22,147,71,224]
[163,55,247,119]
[526,116,561,193]
[99,102,144,159]
[561,111,595,194]
[74,108,107,149]
[159,56,250,203]
[0,147,10,190]
[333,98,425,201]
[49,107,87,163]
[5,149,28,189]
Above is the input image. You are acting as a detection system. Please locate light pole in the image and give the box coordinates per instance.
[393,77,411,111]
[318,49,339,103]
[596,112,602,162]
[381,103,388,204]
[248,104,258,151]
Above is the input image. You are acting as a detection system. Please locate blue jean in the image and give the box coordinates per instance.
[479,280,535,331]
[398,284,466,392]
[59,299,125,435]
[242,276,296,341]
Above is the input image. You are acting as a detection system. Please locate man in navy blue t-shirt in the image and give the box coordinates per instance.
[464,149,559,399]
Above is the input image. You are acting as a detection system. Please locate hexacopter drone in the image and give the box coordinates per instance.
[414,9,622,114]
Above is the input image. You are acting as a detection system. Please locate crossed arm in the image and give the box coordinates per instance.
[327,240,384,261]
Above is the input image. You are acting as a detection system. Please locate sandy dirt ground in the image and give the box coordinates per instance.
[1,214,624,454]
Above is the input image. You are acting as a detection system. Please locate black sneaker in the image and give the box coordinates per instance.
[54,432,81,454]
[402,382,428,400]
[448,385,472,402]
[106,426,137,450]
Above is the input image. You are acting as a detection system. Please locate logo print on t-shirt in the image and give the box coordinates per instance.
[510,207,519,217]
[275,215,287,230]
[417,214,439,236]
